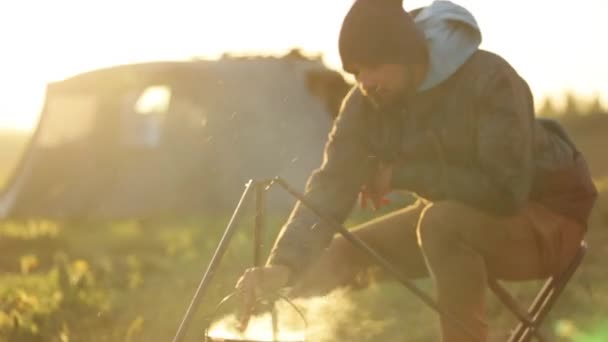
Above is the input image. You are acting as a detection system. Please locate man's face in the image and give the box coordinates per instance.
[351,63,426,110]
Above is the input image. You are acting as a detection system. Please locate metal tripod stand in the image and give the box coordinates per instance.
[171,177,483,342]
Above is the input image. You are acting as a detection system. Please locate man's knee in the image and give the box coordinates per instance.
[416,200,471,253]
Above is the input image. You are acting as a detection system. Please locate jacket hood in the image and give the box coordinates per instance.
[414,0,482,91]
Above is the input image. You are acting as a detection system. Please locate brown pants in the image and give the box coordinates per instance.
[293,200,585,342]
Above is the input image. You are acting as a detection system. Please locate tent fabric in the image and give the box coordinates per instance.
[0,53,350,219]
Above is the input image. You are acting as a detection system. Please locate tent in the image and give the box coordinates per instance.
[0,51,351,219]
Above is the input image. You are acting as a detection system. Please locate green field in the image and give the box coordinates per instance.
[0,120,607,342]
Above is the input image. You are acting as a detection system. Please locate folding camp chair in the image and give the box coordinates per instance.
[488,240,587,342]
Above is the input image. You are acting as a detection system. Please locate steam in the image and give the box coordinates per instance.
[207,314,304,341]
[207,289,393,342]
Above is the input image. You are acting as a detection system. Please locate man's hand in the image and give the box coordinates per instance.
[234,265,291,332]
[360,161,393,210]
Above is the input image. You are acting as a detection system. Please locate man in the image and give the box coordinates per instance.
[235,0,598,341]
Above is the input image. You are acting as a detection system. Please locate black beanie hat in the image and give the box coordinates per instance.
[338,0,428,74]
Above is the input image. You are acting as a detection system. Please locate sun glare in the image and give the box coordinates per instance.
[0,0,606,132]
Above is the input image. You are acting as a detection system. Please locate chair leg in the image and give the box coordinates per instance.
[512,241,587,342]
[488,278,549,342]
[508,278,555,342]
[492,241,588,342]
[516,242,587,342]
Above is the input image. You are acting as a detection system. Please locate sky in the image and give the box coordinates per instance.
[0,0,606,131]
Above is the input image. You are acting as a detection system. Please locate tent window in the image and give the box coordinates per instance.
[123,85,172,147]
[135,86,171,115]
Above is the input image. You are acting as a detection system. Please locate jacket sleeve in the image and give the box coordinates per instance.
[392,67,535,216]
[266,87,374,279]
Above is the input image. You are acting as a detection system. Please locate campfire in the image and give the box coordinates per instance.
[205,313,305,342]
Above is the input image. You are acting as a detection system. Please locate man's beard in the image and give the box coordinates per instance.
[367,87,406,111]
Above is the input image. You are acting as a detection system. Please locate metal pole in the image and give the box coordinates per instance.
[172,180,255,342]
[254,182,266,267]
[253,181,279,341]
[271,307,279,342]
[270,177,483,342]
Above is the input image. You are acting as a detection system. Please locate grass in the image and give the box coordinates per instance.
[0,196,606,342]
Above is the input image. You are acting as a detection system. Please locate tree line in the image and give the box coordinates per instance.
[538,92,607,117]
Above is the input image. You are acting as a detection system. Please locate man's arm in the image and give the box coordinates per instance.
[392,67,535,216]
[266,86,374,280]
